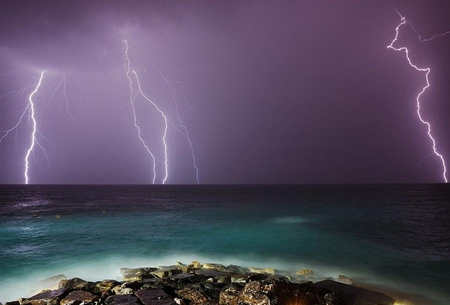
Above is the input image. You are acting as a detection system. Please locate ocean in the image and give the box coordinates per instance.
[0,184,449,304]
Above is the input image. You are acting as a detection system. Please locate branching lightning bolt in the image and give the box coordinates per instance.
[133,71,169,184]
[151,66,200,184]
[387,11,448,183]
[0,71,46,184]
[123,40,169,184]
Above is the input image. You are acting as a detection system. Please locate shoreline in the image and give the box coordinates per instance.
[4,260,436,305]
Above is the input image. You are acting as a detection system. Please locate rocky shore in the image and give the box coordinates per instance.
[3,261,396,305]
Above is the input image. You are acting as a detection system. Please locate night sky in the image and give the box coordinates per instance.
[1,0,450,184]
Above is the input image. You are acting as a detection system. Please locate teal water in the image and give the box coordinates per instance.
[0,184,449,304]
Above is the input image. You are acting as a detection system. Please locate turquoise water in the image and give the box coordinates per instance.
[0,184,449,304]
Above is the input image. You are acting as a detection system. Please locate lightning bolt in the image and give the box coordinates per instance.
[133,71,169,184]
[387,11,448,183]
[151,66,200,184]
[123,40,168,184]
[0,70,46,184]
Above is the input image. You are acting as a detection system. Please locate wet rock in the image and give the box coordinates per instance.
[60,290,99,305]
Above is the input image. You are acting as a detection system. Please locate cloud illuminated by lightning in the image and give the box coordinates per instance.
[0,70,46,184]
[387,11,448,183]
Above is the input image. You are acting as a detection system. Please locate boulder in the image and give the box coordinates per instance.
[188,261,202,269]
[112,284,134,295]
[22,288,68,305]
[238,281,271,305]
[31,274,66,292]
[60,290,98,305]
[226,265,249,275]
[94,279,120,294]
[176,284,216,305]
[136,289,177,305]
[219,285,240,305]
[58,277,94,291]
[337,274,353,285]
[120,267,156,281]
[296,269,314,277]
[248,267,275,275]
[202,263,228,272]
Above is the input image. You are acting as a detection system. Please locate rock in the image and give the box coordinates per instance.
[23,288,68,305]
[136,289,177,305]
[31,274,66,293]
[296,269,314,277]
[94,279,120,294]
[248,267,276,275]
[194,269,230,278]
[231,274,248,284]
[58,277,94,291]
[337,274,353,285]
[226,265,249,275]
[120,267,156,281]
[151,265,182,279]
[219,285,240,305]
[176,262,189,273]
[112,284,134,295]
[202,263,228,272]
[60,290,99,305]
[176,284,216,305]
[188,261,202,269]
[238,281,271,305]
[105,294,140,305]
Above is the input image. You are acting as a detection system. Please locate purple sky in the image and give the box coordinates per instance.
[1,0,450,184]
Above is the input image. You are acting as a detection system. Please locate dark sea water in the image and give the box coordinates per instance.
[0,184,449,304]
